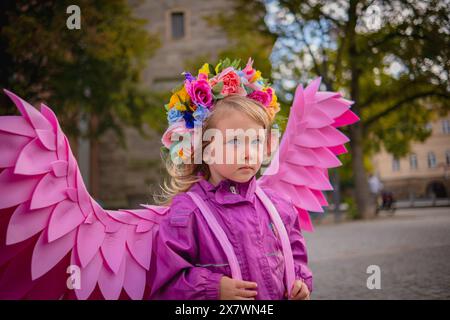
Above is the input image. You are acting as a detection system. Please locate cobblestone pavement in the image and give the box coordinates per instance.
[304,207,450,299]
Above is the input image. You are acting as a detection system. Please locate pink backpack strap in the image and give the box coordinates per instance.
[255,186,296,296]
[186,192,243,280]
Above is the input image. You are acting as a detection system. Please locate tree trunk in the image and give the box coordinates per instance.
[347,0,375,219]
[89,114,99,199]
[349,123,374,218]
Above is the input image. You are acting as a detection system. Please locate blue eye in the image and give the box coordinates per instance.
[251,138,262,145]
[227,137,240,145]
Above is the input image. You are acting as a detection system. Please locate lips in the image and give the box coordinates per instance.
[239,166,253,170]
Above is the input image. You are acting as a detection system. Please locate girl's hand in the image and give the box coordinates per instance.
[285,279,310,300]
[219,276,258,300]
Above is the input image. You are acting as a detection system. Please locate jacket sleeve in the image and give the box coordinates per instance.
[266,190,314,293]
[288,206,314,293]
[148,198,224,300]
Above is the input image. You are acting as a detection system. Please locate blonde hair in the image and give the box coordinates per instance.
[155,95,273,205]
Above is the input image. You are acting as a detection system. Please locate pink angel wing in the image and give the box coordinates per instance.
[0,90,169,299]
[257,77,359,232]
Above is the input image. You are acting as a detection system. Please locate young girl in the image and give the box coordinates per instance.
[148,59,313,300]
[0,57,356,300]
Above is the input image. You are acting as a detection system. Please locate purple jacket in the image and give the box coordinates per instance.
[148,176,313,300]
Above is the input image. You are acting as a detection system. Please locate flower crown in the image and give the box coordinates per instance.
[161,57,281,161]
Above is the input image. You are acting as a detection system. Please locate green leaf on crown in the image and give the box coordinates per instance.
[231,59,241,69]
[207,63,216,76]
[212,81,224,95]
[244,85,255,95]
[222,58,231,69]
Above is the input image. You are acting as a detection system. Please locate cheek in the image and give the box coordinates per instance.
[209,163,239,177]
[209,144,265,165]
[223,145,240,163]
[205,143,238,163]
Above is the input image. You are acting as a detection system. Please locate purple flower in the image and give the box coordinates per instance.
[182,72,196,82]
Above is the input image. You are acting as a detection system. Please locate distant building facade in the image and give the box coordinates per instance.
[91,0,230,208]
[372,114,450,200]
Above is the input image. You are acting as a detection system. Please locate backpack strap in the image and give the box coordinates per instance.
[187,188,296,296]
[255,186,296,296]
[186,192,243,280]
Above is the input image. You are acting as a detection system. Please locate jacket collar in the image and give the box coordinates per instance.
[192,173,257,205]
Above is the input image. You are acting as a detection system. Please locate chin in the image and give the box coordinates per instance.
[232,173,254,183]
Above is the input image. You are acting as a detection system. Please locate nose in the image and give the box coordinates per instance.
[242,138,258,165]
[243,145,251,163]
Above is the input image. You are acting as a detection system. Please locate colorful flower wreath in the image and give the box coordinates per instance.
[161,57,281,161]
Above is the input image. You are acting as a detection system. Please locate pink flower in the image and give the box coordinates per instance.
[242,58,256,81]
[247,90,271,107]
[264,87,274,101]
[161,121,193,148]
[185,78,214,108]
[210,67,247,96]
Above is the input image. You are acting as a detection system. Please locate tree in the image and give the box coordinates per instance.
[270,0,450,218]
[185,0,277,92]
[0,0,160,143]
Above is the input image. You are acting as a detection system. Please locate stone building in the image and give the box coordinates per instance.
[371,114,450,200]
[82,0,231,209]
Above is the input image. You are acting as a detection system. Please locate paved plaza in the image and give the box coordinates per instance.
[305,207,450,299]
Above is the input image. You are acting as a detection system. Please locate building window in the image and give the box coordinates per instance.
[171,12,185,39]
[446,150,450,166]
[428,152,437,168]
[392,157,400,172]
[409,153,418,170]
[442,120,450,134]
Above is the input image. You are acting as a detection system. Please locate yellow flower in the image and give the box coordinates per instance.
[272,102,280,113]
[250,70,261,82]
[269,92,278,108]
[198,63,210,76]
[262,87,279,110]
[168,86,189,110]
[264,89,280,119]
[215,62,222,74]
[174,103,187,111]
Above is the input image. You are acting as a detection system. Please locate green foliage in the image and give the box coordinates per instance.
[142,90,171,135]
[204,0,276,79]
[0,0,160,143]
[183,0,293,131]
[343,195,360,220]
[183,0,275,82]
[214,57,242,73]
[273,0,450,190]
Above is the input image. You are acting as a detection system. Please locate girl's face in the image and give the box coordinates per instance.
[205,108,268,186]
